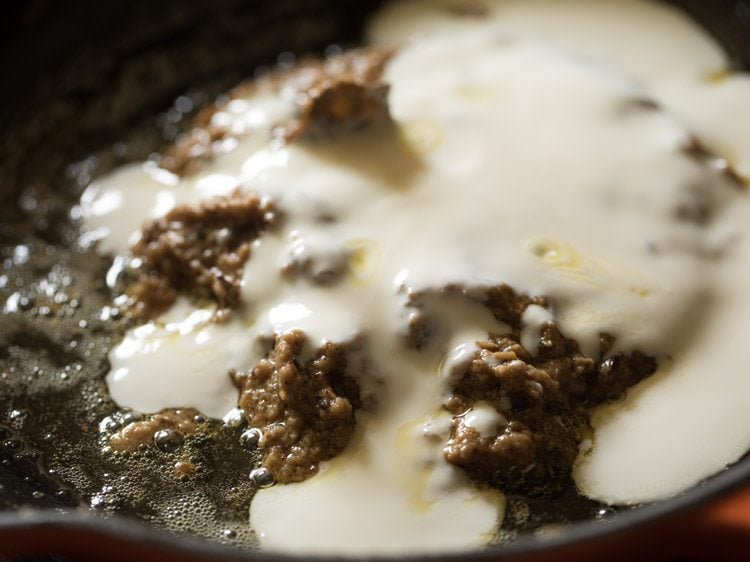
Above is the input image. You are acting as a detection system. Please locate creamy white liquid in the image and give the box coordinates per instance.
[78,0,750,555]
[462,401,508,437]
[368,0,750,180]
[575,200,750,503]
[368,0,750,507]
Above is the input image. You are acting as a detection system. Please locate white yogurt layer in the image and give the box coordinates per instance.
[369,0,750,506]
[368,0,750,181]
[106,301,250,418]
[79,0,750,555]
[574,200,750,503]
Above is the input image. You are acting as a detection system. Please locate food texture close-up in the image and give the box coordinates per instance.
[1,1,750,561]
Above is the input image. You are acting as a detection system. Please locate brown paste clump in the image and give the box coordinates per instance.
[275,47,394,142]
[127,190,276,321]
[160,110,227,177]
[160,47,393,176]
[280,242,351,286]
[233,331,361,484]
[442,287,657,495]
[403,283,547,350]
[109,408,201,453]
[483,284,548,327]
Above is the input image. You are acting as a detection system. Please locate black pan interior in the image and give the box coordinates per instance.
[0,0,749,558]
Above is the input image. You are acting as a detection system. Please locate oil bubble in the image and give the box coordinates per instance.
[222,408,246,429]
[121,411,142,425]
[240,428,262,448]
[154,429,184,453]
[2,439,23,452]
[250,467,275,488]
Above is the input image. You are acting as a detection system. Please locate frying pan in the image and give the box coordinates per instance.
[1,0,750,560]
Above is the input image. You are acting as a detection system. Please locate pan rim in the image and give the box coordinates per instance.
[0,455,748,560]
